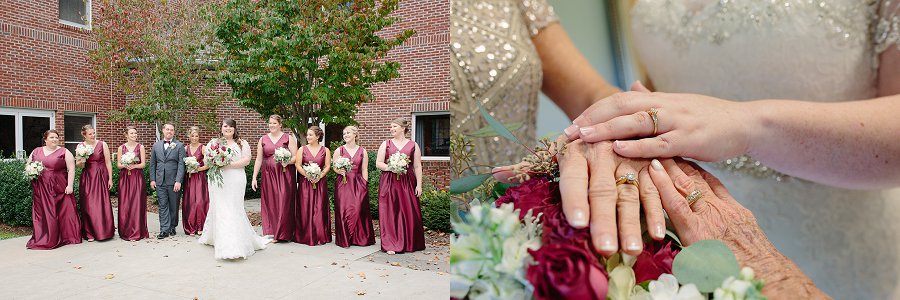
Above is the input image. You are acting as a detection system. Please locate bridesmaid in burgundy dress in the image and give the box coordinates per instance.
[75,125,115,242]
[294,126,332,246]
[333,126,375,247]
[376,118,425,254]
[26,130,82,249]
[117,126,149,241]
[182,126,210,236]
[251,115,297,241]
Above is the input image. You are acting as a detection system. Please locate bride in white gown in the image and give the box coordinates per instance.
[560,1,900,298]
[198,119,272,259]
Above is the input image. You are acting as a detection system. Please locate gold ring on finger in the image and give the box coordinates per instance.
[647,108,660,135]
[686,190,703,205]
[615,173,639,189]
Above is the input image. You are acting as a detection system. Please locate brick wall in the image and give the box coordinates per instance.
[0,0,449,189]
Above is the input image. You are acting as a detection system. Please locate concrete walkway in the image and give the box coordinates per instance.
[0,205,449,299]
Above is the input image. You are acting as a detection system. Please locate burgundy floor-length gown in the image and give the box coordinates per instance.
[334,146,375,248]
[295,146,331,246]
[117,144,149,241]
[182,145,209,235]
[78,141,115,241]
[259,134,295,241]
[378,140,425,253]
[26,147,82,249]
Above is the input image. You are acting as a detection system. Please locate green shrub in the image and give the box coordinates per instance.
[421,186,451,232]
[245,163,260,199]
[0,159,33,226]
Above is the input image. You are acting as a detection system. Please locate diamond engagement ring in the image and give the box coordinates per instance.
[615,173,639,189]
[686,190,703,205]
[648,108,660,135]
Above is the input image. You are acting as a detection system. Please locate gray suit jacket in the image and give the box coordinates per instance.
[149,139,186,186]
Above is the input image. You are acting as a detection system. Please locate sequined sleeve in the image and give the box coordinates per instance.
[520,0,560,37]
[875,0,900,54]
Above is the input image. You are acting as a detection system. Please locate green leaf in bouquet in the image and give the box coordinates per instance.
[490,182,511,199]
[672,239,740,293]
[467,122,524,138]
[666,230,683,247]
[450,174,492,195]
[477,101,520,144]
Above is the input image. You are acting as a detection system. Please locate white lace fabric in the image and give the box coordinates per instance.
[630,1,900,298]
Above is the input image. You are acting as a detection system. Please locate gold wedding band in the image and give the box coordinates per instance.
[648,108,660,135]
[615,173,639,189]
[686,190,703,205]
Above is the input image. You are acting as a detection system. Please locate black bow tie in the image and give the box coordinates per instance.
[164,140,171,144]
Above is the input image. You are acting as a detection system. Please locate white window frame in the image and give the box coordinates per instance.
[0,107,56,159]
[63,112,96,151]
[411,111,450,161]
[59,0,92,30]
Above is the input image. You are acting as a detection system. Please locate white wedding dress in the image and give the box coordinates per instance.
[631,1,900,298]
[198,140,271,259]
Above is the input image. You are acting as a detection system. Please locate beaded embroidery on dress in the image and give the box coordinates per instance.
[631,1,900,298]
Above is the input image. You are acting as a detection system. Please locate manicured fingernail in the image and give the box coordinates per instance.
[597,234,617,252]
[568,209,588,228]
[625,237,642,251]
[578,127,595,137]
[651,159,663,171]
[563,124,580,137]
[615,140,628,150]
[654,224,665,239]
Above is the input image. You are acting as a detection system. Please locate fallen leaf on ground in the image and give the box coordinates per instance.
[73,265,82,269]
[104,273,115,280]
[358,272,366,279]
[357,291,366,295]
[390,262,400,267]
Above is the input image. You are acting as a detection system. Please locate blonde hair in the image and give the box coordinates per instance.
[80,124,94,135]
[269,114,283,126]
[343,125,360,144]
[391,118,410,134]
[188,126,201,135]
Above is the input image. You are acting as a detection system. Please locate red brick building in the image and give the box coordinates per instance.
[0,0,449,188]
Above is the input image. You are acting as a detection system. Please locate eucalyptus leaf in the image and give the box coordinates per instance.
[477,101,520,144]
[450,174,492,195]
[467,122,524,138]
[672,240,740,293]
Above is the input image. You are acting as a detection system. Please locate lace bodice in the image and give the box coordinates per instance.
[630,1,900,298]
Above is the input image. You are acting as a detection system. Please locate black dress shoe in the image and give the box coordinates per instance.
[157,232,169,239]
[169,230,176,236]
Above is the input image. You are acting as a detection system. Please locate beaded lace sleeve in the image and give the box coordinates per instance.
[875,0,900,55]
[520,0,559,37]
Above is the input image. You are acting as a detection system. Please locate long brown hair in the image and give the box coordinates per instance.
[222,118,242,142]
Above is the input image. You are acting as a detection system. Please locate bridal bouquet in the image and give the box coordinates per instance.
[386,152,411,180]
[302,162,322,189]
[204,139,236,187]
[120,151,138,175]
[450,106,766,300]
[74,143,94,161]
[273,147,292,173]
[23,161,44,181]
[332,156,352,184]
[183,157,200,178]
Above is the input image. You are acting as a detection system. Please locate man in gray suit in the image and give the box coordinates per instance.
[149,123,186,239]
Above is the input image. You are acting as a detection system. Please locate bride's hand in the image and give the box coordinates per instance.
[564,81,754,162]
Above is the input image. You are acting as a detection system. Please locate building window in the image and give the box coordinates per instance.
[64,113,95,154]
[413,112,449,160]
[0,108,55,159]
[59,0,91,29]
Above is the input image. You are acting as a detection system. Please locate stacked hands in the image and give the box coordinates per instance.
[492,82,824,297]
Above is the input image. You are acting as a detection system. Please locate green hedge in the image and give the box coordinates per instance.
[421,187,451,232]
[0,159,33,226]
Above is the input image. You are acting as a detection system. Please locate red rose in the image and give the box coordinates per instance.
[541,205,592,252]
[496,177,559,220]
[633,238,680,283]
[527,243,608,300]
